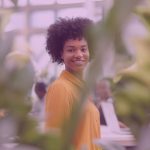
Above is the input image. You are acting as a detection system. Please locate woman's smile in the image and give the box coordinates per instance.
[61,38,89,76]
[72,59,86,66]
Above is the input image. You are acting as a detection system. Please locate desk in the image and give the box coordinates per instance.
[94,126,136,149]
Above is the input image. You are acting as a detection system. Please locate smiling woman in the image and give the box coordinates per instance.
[62,38,89,78]
[45,17,101,150]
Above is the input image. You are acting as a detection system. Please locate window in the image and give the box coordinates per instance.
[57,0,85,4]
[31,11,55,28]
[58,8,87,18]
[5,12,26,31]
[1,0,28,7]
[3,0,14,7]
[18,0,28,6]
[29,34,49,73]
[30,34,46,59]
[13,35,28,52]
[29,0,55,5]
[1,0,104,77]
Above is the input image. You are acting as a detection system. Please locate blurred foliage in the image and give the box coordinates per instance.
[113,1,150,139]
[1,0,150,150]
[136,2,150,31]
[0,10,11,35]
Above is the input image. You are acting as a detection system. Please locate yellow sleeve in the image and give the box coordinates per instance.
[45,82,71,130]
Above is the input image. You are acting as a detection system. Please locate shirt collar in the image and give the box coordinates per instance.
[60,70,85,89]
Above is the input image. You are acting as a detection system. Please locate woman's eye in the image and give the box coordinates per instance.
[81,48,87,52]
[67,49,74,52]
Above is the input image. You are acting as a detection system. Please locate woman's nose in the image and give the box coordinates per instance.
[74,49,82,58]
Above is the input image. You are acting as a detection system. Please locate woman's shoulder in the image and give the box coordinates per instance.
[47,78,68,92]
[46,78,74,102]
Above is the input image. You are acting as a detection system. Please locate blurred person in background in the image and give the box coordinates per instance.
[95,79,127,128]
[45,17,101,150]
[0,109,6,118]
[31,81,47,122]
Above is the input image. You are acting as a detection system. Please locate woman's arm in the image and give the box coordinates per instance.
[45,83,71,131]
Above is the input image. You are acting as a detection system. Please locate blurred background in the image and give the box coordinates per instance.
[1,0,150,150]
[1,0,148,81]
[1,0,105,82]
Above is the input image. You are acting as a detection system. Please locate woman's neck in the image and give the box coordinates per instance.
[65,68,83,80]
[73,72,83,80]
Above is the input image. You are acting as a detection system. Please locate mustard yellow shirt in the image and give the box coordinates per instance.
[45,70,101,150]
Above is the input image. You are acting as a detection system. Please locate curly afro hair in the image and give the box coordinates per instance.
[46,17,94,64]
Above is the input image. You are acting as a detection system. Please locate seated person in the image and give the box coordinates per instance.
[30,81,47,122]
[94,79,127,128]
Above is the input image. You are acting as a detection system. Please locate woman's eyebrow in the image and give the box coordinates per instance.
[81,45,88,47]
[65,46,75,48]
[65,45,88,48]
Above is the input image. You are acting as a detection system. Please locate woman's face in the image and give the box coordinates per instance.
[61,38,89,75]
